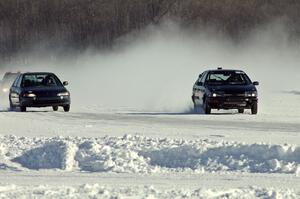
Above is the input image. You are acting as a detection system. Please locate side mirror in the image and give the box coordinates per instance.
[63,81,69,86]
[253,81,259,86]
[196,81,203,86]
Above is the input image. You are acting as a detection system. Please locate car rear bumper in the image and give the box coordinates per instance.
[20,96,70,107]
[207,96,257,109]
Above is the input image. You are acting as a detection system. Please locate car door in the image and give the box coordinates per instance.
[193,71,207,105]
[10,75,22,105]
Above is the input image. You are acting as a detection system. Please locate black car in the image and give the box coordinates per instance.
[192,68,259,114]
[9,72,71,112]
[0,72,20,97]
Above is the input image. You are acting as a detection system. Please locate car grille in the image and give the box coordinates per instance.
[223,93,245,97]
[36,92,58,98]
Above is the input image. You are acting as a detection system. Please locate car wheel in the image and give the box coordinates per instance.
[20,106,26,112]
[9,99,14,111]
[194,103,202,114]
[238,109,244,114]
[251,102,258,115]
[52,106,59,111]
[203,99,211,114]
[63,105,70,112]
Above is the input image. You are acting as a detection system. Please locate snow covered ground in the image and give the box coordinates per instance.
[0,90,299,198]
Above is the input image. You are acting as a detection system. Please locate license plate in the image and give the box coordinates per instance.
[224,102,246,105]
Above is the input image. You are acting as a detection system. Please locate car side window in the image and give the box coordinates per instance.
[12,75,20,87]
[200,72,208,84]
[195,72,207,86]
[16,75,22,87]
[195,73,203,86]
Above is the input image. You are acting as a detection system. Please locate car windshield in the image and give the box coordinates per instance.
[206,71,250,85]
[22,74,62,88]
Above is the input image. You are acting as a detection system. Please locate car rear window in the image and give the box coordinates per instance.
[22,74,62,88]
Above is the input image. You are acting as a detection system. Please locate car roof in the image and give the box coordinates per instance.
[204,69,245,73]
[21,72,55,76]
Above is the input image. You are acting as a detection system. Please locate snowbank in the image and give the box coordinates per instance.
[142,144,300,173]
[13,141,77,170]
[0,135,298,174]
[0,184,296,199]
[76,140,150,173]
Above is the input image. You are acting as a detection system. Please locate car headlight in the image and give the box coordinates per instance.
[211,92,224,97]
[245,91,257,97]
[24,93,36,97]
[2,88,9,93]
[57,92,69,96]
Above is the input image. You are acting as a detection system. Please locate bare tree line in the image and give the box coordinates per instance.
[0,0,299,58]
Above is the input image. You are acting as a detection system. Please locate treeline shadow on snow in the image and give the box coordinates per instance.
[125,109,240,116]
[0,107,51,113]
[283,90,300,95]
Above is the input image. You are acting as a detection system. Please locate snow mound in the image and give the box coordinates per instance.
[76,141,150,173]
[2,135,300,174]
[13,141,77,170]
[0,184,296,199]
[142,144,300,173]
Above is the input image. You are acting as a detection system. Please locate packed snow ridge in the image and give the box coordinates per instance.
[0,135,300,174]
[0,184,296,199]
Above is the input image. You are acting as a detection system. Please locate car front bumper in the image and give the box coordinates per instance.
[207,96,257,109]
[20,96,71,107]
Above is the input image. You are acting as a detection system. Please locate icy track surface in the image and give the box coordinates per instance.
[0,92,299,198]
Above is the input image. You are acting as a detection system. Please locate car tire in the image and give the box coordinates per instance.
[52,106,59,111]
[20,106,26,112]
[203,99,211,114]
[251,102,258,115]
[238,109,244,114]
[63,105,70,112]
[194,104,202,114]
[9,99,14,111]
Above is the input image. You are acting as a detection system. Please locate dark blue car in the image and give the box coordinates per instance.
[192,68,259,114]
[9,72,71,112]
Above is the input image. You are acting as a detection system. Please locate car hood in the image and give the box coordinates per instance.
[207,84,257,93]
